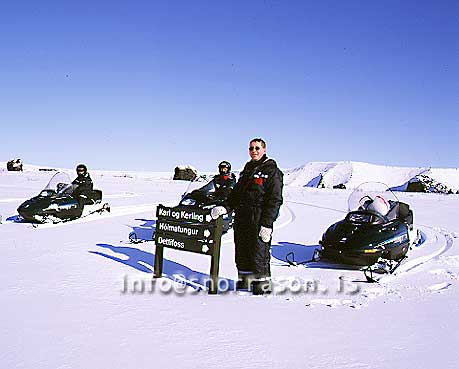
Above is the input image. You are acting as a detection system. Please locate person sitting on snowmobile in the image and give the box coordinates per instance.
[72,164,94,204]
[185,161,236,205]
[211,161,237,202]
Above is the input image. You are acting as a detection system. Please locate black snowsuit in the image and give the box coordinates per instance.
[227,155,283,279]
[212,173,237,202]
[190,173,236,205]
[72,173,94,204]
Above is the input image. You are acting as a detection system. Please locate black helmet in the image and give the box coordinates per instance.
[218,161,231,175]
[76,164,88,175]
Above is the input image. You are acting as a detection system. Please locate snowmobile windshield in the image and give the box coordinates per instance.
[180,178,217,206]
[42,172,74,196]
[348,182,399,213]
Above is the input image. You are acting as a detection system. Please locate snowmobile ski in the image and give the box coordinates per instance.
[285,249,321,266]
[128,229,153,244]
[363,256,408,283]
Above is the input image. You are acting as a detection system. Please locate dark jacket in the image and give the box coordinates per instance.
[72,173,93,197]
[213,173,237,201]
[228,155,283,228]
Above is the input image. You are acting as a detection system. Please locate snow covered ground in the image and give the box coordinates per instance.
[1,167,458,369]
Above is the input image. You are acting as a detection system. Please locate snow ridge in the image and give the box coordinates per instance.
[285,161,458,191]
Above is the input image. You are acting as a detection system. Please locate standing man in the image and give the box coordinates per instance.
[212,138,283,294]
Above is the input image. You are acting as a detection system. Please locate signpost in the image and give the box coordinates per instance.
[153,204,224,294]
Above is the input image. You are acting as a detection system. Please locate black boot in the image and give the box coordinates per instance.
[252,279,272,295]
[236,272,253,290]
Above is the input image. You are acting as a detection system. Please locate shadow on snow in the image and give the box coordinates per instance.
[271,241,361,270]
[128,218,156,242]
[90,243,235,291]
[6,215,22,222]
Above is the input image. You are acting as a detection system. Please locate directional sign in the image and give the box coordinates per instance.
[156,204,213,224]
[154,204,224,294]
[156,219,215,240]
[154,232,214,255]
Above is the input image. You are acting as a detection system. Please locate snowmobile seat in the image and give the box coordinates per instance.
[385,201,400,222]
[385,201,413,227]
[91,190,102,202]
[398,202,413,227]
[78,190,102,205]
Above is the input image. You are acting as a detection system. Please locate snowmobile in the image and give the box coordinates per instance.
[17,172,109,224]
[179,179,234,233]
[318,182,419,277]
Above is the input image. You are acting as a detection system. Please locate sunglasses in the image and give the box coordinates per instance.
[249,146,262,151]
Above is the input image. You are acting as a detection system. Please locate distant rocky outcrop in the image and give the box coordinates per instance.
[38,168,58,172]
[406,174,452,194]
[173,165,198,181]
[7,159,23,171]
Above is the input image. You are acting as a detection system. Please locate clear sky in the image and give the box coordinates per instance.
[1,0,457,172]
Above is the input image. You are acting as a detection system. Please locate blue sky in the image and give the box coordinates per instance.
[1,0,457,171]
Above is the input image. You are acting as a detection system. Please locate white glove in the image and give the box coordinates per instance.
[259,226,272,242]
[211,206,227,219]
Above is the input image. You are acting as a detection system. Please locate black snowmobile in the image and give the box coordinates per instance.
[318,183,419,276]
[17,172,109,224]
[179,179,234,233]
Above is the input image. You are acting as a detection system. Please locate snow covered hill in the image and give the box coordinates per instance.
[284,161,459,192]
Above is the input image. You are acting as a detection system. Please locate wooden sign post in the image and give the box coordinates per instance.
[153,204,224,294]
